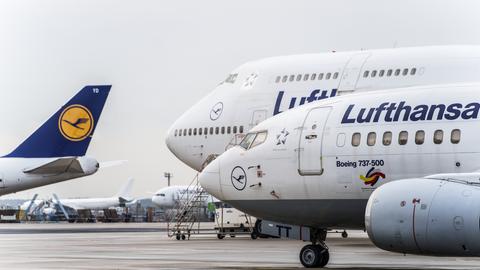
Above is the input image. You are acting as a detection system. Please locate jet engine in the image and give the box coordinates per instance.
[365,176,480,256]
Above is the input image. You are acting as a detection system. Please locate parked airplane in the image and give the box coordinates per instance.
[53,178,134,210]
[199,83,480,267]
[152,185,216,209]
[166,46,480,172]
[0,85,111,196]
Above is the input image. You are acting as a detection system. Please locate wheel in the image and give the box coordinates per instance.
[251,232,258,240]
[176,234,180,240]
[217,234,225,240]
[341,230,348,238]
[230,234,235,238]
[181,234,186,240]
[299,244,329,268]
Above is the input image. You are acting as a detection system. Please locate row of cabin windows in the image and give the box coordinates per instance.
[174,126,244,137]
[350,129,461,147]
[275,72,339,84]
[363,67,417,78]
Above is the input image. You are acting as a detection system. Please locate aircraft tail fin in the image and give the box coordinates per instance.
[5,85,111,158]
[117,178,134,200]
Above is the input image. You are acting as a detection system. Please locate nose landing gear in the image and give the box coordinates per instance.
[299,228,329,268]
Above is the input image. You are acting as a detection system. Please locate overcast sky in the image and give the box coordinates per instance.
[1,0,480,199]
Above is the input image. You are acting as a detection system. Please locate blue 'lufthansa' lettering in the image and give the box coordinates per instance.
[273,89,337,115]
[341,101,480,124]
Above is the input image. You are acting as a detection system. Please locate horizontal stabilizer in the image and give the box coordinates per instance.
[23,158,83,174]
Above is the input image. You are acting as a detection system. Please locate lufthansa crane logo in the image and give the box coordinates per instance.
[58,104,94,141]
[210,102,223,121]
[231,166,247,191]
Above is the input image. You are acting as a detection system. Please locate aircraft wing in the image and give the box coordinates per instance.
[23,157,84,174]
[424,172,480,183]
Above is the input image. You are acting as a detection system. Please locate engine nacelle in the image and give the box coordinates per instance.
[365,178,480,256]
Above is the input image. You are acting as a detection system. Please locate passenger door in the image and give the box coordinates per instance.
[298,107,332,175]
[338,53,371,94]
[250,110,267,128]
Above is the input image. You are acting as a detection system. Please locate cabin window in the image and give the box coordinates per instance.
[304,74,310,81]
[451,129,461,144]
[275,76,281,83]
[402,68,409,76]
[250,131,268,149]
[198,128,202,135]
[215,127,219,135]
[333,72,339,79]
[174,130,178,137]
[398,131,408,145]
[363,71,369,78]
[289,75,295,82]
[183,129,187,136]
[387,69,393,76]
[227,126,231,134]
[415,130,425,145]
[209,127,214,135]
[282,75,288,83]
[326,73,331,80]
[239,126,244,133]
[311,73,317,80]
[352,132,361,147]
[367,132,376,146]
[204,127,208,135]
[336,133,346,147]
[434,130,443,144]
[318,73,324,80]
[383,131,392,146]
[379,70,385,77]
[395,69,401,76]
[296,74,302,81]
[411,68,417,75]
[371,70,377,78]
[188,128,192,136]
[233,126,238,134]
[193,128,197,136]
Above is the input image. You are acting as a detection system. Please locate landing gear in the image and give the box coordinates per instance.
[341,230,348,238]
[299,244,329,268]
[299,228,329,268]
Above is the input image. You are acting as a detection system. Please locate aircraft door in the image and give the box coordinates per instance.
[338,53,371,94]
[250,109,267,128]
[298,107,332,175]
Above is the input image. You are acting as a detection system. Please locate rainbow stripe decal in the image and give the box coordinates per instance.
[360,167,385,186]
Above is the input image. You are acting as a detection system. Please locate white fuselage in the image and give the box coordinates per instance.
[167,46,480,171]
[151,185,215,209]
[58,197,121,210]
[0,156,98,196]
[199,83,480,229]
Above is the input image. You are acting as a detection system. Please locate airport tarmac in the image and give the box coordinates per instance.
[0,223,479,270]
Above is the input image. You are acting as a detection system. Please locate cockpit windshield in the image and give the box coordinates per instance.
[238,131,268,150]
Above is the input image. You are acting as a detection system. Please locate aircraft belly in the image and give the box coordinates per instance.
[225,199,367,229]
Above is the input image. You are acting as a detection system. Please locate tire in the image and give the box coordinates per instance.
[181,234,186,240]
[176,234,180,240]
[251,232,258,240]
[299,245,320,268]
[217,234,225,240]
[299,245,329,268]
[317,247,329,268]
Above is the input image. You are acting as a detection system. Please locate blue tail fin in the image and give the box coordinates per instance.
[5,85,111,158]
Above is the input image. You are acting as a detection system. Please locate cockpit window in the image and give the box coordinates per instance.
[239,133,256,149]
[238,131,268,150]
[156,193,165,197]
[250,131,268,148]
[225,73,238,84]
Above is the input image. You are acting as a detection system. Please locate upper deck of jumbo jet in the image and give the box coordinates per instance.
[167,45,480,171]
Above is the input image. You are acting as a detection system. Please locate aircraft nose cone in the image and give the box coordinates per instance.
[199,158,222,200]
[165,127,175,153]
